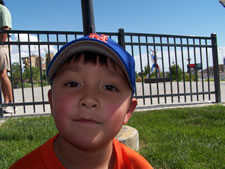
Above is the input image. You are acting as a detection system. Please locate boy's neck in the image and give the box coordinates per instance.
[54,135,116,169]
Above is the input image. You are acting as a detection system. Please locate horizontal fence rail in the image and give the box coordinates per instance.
[0,29,221,117]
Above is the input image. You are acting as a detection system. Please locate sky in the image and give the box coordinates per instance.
[5,0,225,64]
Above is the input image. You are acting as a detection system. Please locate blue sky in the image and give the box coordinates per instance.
[5,0,225,63]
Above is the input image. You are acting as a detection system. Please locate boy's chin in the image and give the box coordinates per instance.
[59,133,114,152]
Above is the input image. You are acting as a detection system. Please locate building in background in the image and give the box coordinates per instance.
[22,53,54,71]
[201,64,225,80]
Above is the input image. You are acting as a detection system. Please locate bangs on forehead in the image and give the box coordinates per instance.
[64,51,117,67]
[64,51,128,80]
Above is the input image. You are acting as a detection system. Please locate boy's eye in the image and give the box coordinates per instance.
[104,85,118,92]
[64,81,80,88]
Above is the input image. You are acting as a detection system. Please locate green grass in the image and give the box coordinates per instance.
[0,116,57,169]
[0,105,225,169]
[127,105,225,169]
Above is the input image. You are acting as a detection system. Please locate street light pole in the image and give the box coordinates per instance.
[81,0,96,35]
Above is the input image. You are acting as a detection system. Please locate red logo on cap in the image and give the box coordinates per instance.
[89,33,108,43]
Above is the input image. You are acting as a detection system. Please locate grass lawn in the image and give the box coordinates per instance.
[0,105,225,169]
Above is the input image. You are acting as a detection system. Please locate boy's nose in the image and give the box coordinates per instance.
[80,98,98,109]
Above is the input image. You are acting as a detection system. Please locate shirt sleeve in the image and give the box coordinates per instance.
[0,6,12,29]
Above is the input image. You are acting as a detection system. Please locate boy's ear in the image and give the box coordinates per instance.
[123,98,137,124]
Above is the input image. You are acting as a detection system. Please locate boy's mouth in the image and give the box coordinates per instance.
[74,118,101,125]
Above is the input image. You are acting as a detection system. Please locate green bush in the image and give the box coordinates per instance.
[185,73,199,81]
[169,64,183,81]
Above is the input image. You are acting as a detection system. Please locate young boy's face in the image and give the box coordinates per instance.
[48,54,137,150]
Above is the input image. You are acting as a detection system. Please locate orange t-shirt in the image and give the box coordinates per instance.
[9,134,153,169]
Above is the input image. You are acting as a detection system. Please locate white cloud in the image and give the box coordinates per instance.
[9,34,57,64]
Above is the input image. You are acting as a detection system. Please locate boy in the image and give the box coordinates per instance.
[9,33,153,169]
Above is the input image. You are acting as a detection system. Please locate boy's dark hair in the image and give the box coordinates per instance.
[65,51,109,66]
[0,0,5,5]
[51,51,119,83]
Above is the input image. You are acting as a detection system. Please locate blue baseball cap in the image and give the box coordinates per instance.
[47,33,136,95]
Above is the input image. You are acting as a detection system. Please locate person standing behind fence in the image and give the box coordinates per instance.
[0,0,14,114]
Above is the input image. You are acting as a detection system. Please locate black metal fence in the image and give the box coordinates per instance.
[0,29,221,117]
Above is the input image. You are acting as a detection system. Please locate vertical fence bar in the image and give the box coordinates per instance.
[56,33,60,51]
[130,35,138,96]
[167,37,173,103]
[18,33,26,113]
[160,37,167,104]
[193,38,199,101]
[47,33,51,71]
[187,37,193,102]
[118,28,125,49]
[153,36,160,104]
[37,33,46,112]
[27,33,36,113]
[174,37,180,102]
[211,33,221,103]
[138,35,146,105]
[66,33,68,42]
[199,39,205,100]
[146,36,153,104]
[181,38,187,102]
[205,39,211,100]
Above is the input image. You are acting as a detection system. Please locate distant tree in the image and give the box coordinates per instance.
[140,65,151,78]
[23,67,40,82]
[169,64,183,81]
[149,71,164,78]
[11,62,21,80]
[185,73,199,81]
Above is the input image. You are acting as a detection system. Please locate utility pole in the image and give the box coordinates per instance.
[81,0,96,35]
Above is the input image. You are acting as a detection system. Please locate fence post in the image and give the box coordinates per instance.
[118,28,125,49]
[81,0,96,35]
[211,33,221,103]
